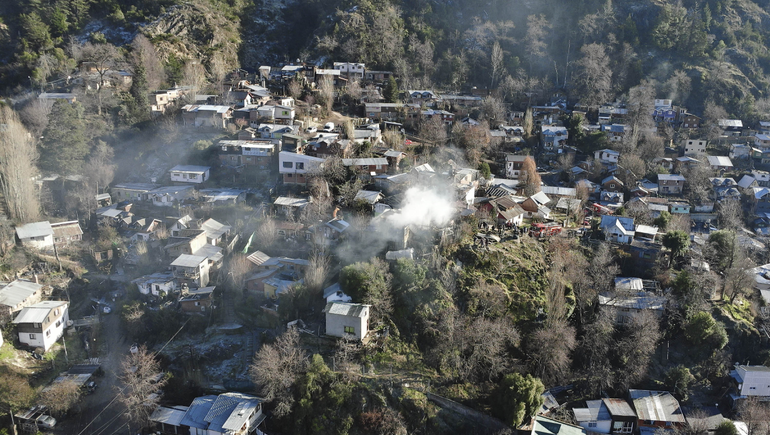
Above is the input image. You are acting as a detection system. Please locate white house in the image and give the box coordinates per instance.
[16,222,54,249]
[171,254,210,288]
[169,165,211,184]
[574,400,613,434]
[13,301,69,352]
[682,139,707,155]
[599,215,635,244]
[505,155,529,179]
[173,392,265,435]
[707,156,734,171]
[323,283,352,303]
[132,273,178,296]
[146,185,196,207]
[279,151,325,185]
[595,149,620,165]
[333,62,365,79]
[323,302,371,341]
[730,365,770,399]
[0,279,46,318]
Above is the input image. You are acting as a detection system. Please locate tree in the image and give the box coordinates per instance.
[128,64,150,122]
[0,107,41,222]
[478,162,491,180]
[118,345,167,427]
[717,199,744,231]
[575,43,612,106]
[715,421,738,435]
[318,76,335,113]
[662,230,690,267]
[419,116,448,146]
[250,328,308,417]
[492,372,545,427]
[384,76,399,103]
[20,97,54,137]
[181,60,207,104]
[665,365,695,402]
[724,253,755,303]
[654,211,672,231]
[481,96,506,125]
[287,79,303,100]
[525,14,551,75]
[339,259,393,324]
[738,398,770,435]
[75,42,122,114]
[615,311,661,390]
[0,372,35,428]
[131,34,163,91]
[491,41,506,88]
[40,101,89,176]
[685,311,728,349]
[527,318,577,385]
[520,157,541,197]
[38,379,81,417]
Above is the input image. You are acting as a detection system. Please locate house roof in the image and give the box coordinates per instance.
[506,154,529,162]
[131,272,175,286]
[151,406,189,426]
[171,254,207,268]
[0,280,45,308]
[707,156,733,167]
[412,163,435,173]
[574,400,611,423]
[16,221,53,239]
[718,119,743,128]
[13,301,67,324]
[200,219,231,240]
[599,292,666,311]
[180,395,218,429]
[354,190,383,204]
[385,248,414,261]
[541,186,577,196]
[51,221,83,238]
[603,398,637,417]
[323,283,343,299]
[193,244,223,263]
[615,277,643,291]
[738,176,757,189]
[246,251,271,266]
[658,174,685,182]
[597,148,620,156]
[325,219,349,233]
[629,390,685,423]
[635,225,659,236]
[533,415,586,435]
[530,191,551,205]
[323,302,370,318]
[274,197,310,207]
[170,165,210,174]
[602,175,624,186]
[342,158,388,166]
[600,216,635,235]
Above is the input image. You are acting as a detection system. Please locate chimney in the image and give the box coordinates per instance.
[333,207,340,220]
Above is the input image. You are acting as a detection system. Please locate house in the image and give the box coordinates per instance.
[38,92,77,103]
[491,198,526,226]
[199,219,231,245]
[506,155,530,179]
[675,156,701,171]
[150,406,190,434]
[323,302,371,341]
[718,119,743,137]
[756,134,770,150]
[600,191,625,206]
[635,225,659,241]
[353,190,383,208]
[179,287,215,313]
[683,406,725,434]
[177,392,265,435]
[132,272,177,297]
[599,292,666,325]
[629,390,686,432]
[730,144,752,160]
[595,149,620,165]
[541,126,569,149]
[13,301,69,352]
[679,113,701,129]
[658,174,686,195]
[421,109,454,125]
[320,218,350,241]
[364,70,393,82]
[274,196,310,218]
[707,156,734,171]
[0,280,46,320]
[753,170,770,187]
[16,221,53,249]
[111,183,158,201]
[599,216,635,243]
[574,398,637,435]
[333,62,365,79]
[729,365,770,402]
[323,283,352,303]
[169,165,210,184]
[341,158,389,175]
[601,124,627,142]
[279,151,325,185]
[682,139,707,156]
[245,253,308,294]
[199,188,247,204]
[171,254,210,288]
[181,105,232,128]
[51,221,83,245]
[531,415,586,435]
[670,202,690,214]
[602,176,624,192]
[217,140,276,169]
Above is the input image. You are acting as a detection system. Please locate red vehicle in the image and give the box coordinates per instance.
[591,203,613,215]
[529,222,563,237]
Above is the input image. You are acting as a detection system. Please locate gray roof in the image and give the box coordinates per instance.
[354,190,382,204]
[193,244,223,263]
[246,251,271,266]
[603,398,637,417]
[151,406,189,426]
[629,390,686,423]
[171,254,207,268]
[274,197,310,207]
[170,165,210,174]
[180,395,217,429]
[200,219,231,240]
[658,174,685,182]
[385,248,414,261]
[599,292,666,311]
[323,283,342,299]
[533,415,586,435]
[13,301,67,324]
[323,302,370,318]
[16,221,53,239]
[0,280,45,309]
[574,400,611,423]
[342,158,388,166]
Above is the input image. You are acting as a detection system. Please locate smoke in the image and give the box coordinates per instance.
[386,186,455,228]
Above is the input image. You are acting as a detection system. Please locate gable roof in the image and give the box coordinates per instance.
[707,156,733,167]
[353,190,383,204]
[600,215,635,235]
[574,400,611,423]
[0,280,45,308]
[171,254,207,268]
[13,301,67,324]
[246,251,271,266]
[629,390,685,423]
[533,415,586,435]
[602,175,624,186]
[169,165,210,174]
[658,174,685,182]
[16,221,53,240]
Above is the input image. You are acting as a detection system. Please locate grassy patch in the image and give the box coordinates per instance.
[0,342,16,361]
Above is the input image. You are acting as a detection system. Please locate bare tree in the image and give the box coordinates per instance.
[304,250,330,295]
[491,41,506,88]
[0,107,41,222]
[724,253,755,303]
[118,345,167,427]
[718,199,744,231]
[208,52,229,93]
[528,318,577,386]
[525,14,551,75]
[255,218,277,251]
[287,79,303,100]
[481,95,507,125]
[615,310,661,390]
[131,35,163,91]
[85,140,115,193]
[575,43,612,106]
[75,42,122,114]
[738,398,770,435]
[318,76,335,114]
[19,97,54,137]
[224,254,252,294]
[250,328,308,417]
[345,77,362,103]
[588,242,619,295]
[181,60,208,104]
[333,335,360,382]
[38,379,81,417]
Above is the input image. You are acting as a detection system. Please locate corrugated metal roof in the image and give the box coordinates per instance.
[171,254,207,268]
[0,280,44,308]
[629,390,685,423]
[274,197,310,207]
[323,302,370,318]
[603,398,637,417]
[354,190,382,204]
[13,301,67,324]
[51,221,83,238]
[170,165,211,173]
[151,406,188,426]
[16,221,53,239]
[180,395,217,429]
[533,415,587,435]
[342,158,388,166]
[574,400,610,422]
[247,251,271,266]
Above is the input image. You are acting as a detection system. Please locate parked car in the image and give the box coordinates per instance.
[306,126,317,133]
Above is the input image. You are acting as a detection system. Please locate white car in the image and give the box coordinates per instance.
[306,126,317,133]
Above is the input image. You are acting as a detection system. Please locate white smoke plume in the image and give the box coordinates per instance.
[386,186,455,228]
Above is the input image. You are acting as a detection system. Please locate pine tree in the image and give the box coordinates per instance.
[40,101,89,176]
[384,76,399,103]
[130,64,150,122]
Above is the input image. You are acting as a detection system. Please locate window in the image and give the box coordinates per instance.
[296,162,305,170]
[283,161,293,168]
[344,326,355,334]
[55,320,61,327]
[29,334,36,340]
[33,323,41,329]
[610,183,615,188]
[46,330,51,337]
[589,422,598,428]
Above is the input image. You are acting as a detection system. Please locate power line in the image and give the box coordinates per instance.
[76,319,190,435]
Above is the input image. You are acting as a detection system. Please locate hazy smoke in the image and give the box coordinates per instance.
[386,186,455,228]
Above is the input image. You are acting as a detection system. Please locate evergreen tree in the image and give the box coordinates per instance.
[130,64,150,122]
[384,76,399,103]
[492,373,545,427]
[40,101,89,176]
